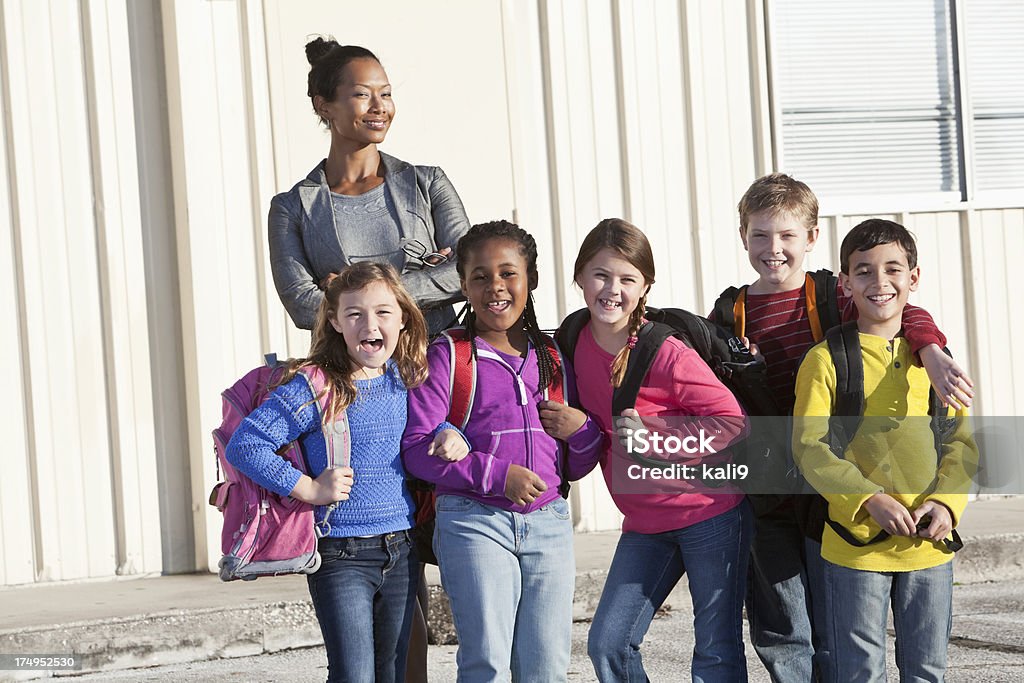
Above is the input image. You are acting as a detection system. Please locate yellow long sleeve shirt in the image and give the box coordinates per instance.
[793,333,975,572]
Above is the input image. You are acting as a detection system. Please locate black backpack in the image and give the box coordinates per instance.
[807,321,964,552]
[555,306,789,489]
[713,269,843,513]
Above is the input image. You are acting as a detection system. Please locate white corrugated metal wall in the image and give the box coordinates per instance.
[0,0,161,584]
[0,0,1019,584]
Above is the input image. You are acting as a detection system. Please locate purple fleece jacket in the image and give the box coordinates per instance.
[402,335,604,513]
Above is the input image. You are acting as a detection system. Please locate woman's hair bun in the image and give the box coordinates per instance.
[305,36,338,65]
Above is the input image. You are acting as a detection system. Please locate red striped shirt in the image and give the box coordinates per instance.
[712,278,945,414]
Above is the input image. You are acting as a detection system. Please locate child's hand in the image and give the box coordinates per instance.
[863,493,916,537]
[919,344,974,410]
[614,409,645,451]
[912,500,954,542]
[428,429,469,462]
[740,336,762,360]
[293,466,354,505]
[538,401,586,439]
[504,464,548,506]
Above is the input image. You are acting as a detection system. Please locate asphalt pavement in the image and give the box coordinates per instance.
[64,579,1024,682]
[1,497,1022,681]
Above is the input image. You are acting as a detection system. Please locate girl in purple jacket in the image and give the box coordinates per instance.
[402,221,603,682]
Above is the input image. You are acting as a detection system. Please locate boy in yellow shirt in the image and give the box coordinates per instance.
[793,219,975,682]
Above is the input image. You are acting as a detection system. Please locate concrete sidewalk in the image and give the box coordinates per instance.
[2,497,1022,680]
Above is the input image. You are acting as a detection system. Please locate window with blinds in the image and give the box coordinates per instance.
[770,0,1023,201]
[964,0,1024,193]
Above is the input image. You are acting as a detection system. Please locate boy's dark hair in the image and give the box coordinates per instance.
[840,219,918,273]
[455,220,554,390]
[738,173,818,234]
[305,37,380,126]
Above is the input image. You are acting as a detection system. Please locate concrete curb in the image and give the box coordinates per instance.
[2,532,1021,681]
[954,532,1024,584]
[1,603,323,682]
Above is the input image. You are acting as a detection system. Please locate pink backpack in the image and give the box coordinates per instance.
[209,355,350,581]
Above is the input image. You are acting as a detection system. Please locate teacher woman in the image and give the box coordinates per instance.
[268,37,471,336]
[268,37,471,682]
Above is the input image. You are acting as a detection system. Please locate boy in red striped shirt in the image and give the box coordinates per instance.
[711,173,974,683]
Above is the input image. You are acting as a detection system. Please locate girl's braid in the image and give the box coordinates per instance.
[522,293,555,390]
[464,308,479,360]
[610,292,648,388]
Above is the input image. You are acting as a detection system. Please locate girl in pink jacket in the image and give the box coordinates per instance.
[568,218,753,682]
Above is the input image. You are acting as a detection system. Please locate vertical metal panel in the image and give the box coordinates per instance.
[2,0,117,580]
[126,0,195,574]
[500,0,560,324]
[0,2,36,586]
[160,0,270,570]
[82,0,162,576]
[905,212,970,373]
[537,0,628,531]
[813,215,839,274]
[239,0,289,357]
[747,0,774,177]
[679,0,762,313]
[618,0,694,307]
[540,0,626,317]
[966,208,1024,415]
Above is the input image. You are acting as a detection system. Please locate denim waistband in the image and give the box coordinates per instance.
[318,529,412,551]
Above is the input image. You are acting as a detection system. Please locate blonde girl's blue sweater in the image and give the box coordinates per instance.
[225,363,415,537]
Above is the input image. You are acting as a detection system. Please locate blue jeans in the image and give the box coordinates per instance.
[587,500,754,683]
[822,559,953,683]
[306,531,418,683]
[747,502,830,682]
[434,494,575,683]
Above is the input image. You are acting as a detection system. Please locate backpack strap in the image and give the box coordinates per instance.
[713,285,747,337]
[612,320,675,416]
[536,334,571,498]
[927,346,965,552]
[928,346,960,450]
[807,269,840,343]
[825,320,865,449]
[815,322,864,544]
[298,366,349,465]
[323,410,350,470]
[298,365,350,537]
[443,328,477,430]
[824,519,891,547]
[554,308,592,374]
[823,489,964,552]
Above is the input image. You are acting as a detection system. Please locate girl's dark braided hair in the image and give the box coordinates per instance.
[456,220,557,390]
